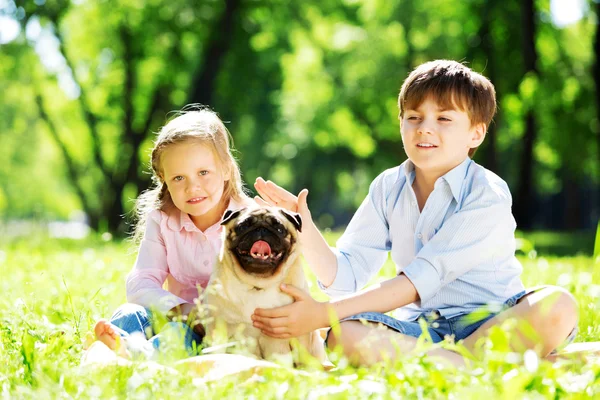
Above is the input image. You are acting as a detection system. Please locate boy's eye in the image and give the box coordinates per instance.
[199,170,209,176]
[407,116,420,121]
[438,117,451,122]
[173,176,184,182]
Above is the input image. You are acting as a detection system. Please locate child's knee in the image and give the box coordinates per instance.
[534,286,578,328]
[326,321,362,351]
[548,287,578,326]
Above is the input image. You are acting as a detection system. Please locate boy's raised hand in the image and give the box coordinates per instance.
[254,178,311,220]
[251,284,328,338]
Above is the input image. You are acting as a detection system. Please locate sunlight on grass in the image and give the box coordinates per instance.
[1,233,599,397]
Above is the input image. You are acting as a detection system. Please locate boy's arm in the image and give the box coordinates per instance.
[252,274,419,338]
[255,178,338,286]
[255,174,393,294]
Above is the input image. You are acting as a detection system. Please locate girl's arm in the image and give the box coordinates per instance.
[252,274,419,338]
[126,211,189,314]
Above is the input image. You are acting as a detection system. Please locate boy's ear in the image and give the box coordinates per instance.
[470,123,487,148]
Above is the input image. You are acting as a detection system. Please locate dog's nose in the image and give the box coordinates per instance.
[257,227,271,237]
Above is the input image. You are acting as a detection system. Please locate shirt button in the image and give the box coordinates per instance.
[203,260,210,266]
[200,235,207,241]
[417,233,423,239]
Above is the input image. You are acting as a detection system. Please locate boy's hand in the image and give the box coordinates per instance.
[254,178,311,221]
[251,284,329,338]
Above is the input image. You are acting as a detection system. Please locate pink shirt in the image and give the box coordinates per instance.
[126,200,244,313]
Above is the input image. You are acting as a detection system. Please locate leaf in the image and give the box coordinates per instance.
[594,219,600,261]
[21,331,36,385]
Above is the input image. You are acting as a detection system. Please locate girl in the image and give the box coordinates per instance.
[92,107,251,358]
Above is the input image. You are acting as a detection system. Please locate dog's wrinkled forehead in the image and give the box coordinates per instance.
[221,207,302,233]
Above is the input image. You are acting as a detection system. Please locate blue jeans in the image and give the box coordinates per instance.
[109,303,203,359]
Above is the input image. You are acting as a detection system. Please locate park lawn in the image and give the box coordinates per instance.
[0,232,599,398]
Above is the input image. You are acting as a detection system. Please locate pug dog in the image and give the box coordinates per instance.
[203,206,326,363]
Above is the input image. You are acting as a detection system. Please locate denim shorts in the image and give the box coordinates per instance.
[334,288,577,354]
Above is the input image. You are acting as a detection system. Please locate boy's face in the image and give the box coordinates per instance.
[400,97,485,178]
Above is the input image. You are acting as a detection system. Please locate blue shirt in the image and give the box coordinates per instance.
[320,157,525,320]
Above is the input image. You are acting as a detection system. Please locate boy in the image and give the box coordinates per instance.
[251,60,577,366]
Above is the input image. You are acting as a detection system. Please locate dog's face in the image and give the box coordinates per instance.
[220,207,302,278]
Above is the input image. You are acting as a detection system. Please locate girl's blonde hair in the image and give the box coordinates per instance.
[132,106,248,242]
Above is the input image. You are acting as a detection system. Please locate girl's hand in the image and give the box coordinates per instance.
[254,178,311,221]
[252,284,328,338]
[169,303,205,338]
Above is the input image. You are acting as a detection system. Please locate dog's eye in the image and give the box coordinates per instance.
[237,219,252,231]
[275,224,285,234]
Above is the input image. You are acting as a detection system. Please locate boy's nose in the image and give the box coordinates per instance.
[417,121,434,135]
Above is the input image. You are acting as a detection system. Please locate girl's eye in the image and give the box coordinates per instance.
[173,176,184,182]
[407,116,420,121]
[439,117,451,122]
[199,170,209,176]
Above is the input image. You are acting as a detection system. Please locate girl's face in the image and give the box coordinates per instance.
[160,141,228,230]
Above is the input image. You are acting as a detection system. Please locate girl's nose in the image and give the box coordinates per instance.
[185,177,201,192]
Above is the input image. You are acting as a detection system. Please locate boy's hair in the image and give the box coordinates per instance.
[132,106,248,242]
[398,60,497,157]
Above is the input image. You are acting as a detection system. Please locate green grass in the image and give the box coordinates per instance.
[1,232,600,398]
[515,230,597,257]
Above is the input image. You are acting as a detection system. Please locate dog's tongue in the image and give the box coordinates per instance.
[250,240,272,257]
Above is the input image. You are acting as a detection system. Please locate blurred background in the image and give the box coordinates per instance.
[0,0,598,249]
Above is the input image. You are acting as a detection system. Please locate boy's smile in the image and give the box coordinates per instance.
[401,97,485,182]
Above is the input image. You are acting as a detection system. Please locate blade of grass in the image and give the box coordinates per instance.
[594,219,600,260]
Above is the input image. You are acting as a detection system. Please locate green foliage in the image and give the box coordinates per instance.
[595,219,600,259]
[0,0,598,231]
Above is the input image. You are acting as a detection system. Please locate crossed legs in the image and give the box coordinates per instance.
[327,286,578,367]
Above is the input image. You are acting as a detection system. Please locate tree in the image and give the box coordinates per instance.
[12,0,242,232]
[513,0,540,229]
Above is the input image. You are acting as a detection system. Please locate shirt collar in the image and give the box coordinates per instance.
[166,198,246,233]
[402,157,472,202]
[442,158,472,201]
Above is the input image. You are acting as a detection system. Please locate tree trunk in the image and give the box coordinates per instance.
[562,173,581,231]
[513,0,538,229]
[593,2,600,220]
[467,0,498,172]
[186,0,241,106]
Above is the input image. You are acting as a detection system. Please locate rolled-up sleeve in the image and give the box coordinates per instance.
[403,182,515,303]
[318,172,394,297]
[126,211,187,313]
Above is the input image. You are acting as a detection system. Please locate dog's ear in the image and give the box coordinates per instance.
[280,210,302,233]
[221,208,245,225]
